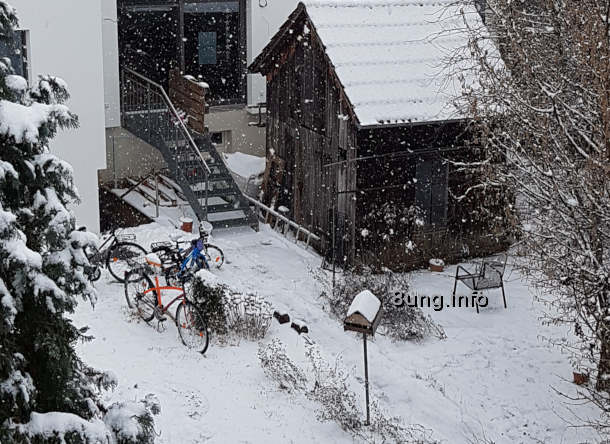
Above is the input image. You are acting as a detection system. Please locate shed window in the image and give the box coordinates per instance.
[415,155,448,226]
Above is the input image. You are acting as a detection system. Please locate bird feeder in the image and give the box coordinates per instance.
[344,290,383,426]
[344,290,382,336]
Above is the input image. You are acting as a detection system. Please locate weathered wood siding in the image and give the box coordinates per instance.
[355,123,511,270]
[264,19,358,261]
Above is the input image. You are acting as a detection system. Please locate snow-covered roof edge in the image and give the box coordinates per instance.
[249,2,361,126]
[250,1,488,128]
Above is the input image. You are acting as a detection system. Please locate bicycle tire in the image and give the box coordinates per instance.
[124,269,154,309]
[106,241,147,283]
[175,301,209,354]
[204,244,224,269]
[134,276,158,323]
[88,266,101,282]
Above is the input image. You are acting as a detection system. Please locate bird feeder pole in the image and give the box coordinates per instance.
[363,332,370,425]
[344,290,382,427]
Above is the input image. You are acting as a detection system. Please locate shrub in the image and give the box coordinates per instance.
[257,339,438,443]
[224,292,273,341]
[315,268,445,341]
[304,341,438,443]
[190,271,273,340]
[103,394,161,444]
[304,342,363,433]
[257,339,307,393]
[188,271,228,335]
[368,401,437,444]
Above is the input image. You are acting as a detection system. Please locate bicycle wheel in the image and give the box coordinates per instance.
[204,244,224,269]
[175,301,209,354]
[86,266,101,282]
[124,269,154,309]
[106,241,147,283]
[134,278,158,323]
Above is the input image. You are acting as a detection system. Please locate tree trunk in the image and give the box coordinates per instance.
[597,317,610,392]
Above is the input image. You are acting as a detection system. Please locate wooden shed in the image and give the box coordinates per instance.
[250,1,511,269]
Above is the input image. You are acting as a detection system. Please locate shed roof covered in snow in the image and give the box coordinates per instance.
[250,0,490,127]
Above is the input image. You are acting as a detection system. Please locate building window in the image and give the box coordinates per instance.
[210,131,223,145]
[415,155,448,227]
[198,31,217,65]
[0,29,29,80]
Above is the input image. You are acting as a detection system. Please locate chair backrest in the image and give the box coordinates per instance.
[486,253,508,277]
[475,254,507,289]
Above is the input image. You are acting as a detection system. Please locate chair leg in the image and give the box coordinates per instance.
[501,283,507,309]
[452,271,458,298]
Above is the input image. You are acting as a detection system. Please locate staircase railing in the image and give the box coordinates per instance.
[120,67,211,219]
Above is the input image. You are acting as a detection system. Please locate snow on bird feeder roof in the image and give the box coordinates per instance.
[347,290,381,322]
[345,290,382,335]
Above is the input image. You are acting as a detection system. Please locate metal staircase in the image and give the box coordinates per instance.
[120,68,258,230]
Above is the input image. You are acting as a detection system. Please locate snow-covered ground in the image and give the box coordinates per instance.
[74,223,600,443]
[223,152,265,198]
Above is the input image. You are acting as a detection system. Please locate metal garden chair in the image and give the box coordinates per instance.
[452,254,508,313]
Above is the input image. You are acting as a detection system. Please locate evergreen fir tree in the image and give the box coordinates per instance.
[0,3,158,442]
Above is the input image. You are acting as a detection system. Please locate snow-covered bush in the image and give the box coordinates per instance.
[257,339,307,393]
[304,342,363,433]
[304,342,437,443]
[103,394,161,444]
[224,292,273,341]
[189,270,273,340]
[316,268,445,341]
[7,412,112,443]
[188,271,228,335]
[368,403,437,444]
[257,338,437,442]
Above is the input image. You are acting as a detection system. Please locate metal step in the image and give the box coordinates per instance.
[206,202,241,213]
[176,163,226,178]
[209,216,256,230]
[194,188,242,199]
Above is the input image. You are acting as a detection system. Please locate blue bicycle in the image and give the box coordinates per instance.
[151,225,224,285]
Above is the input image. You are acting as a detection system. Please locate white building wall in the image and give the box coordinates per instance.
[247,0,299,106]
[11,0,107,232]
[102,0,120,128]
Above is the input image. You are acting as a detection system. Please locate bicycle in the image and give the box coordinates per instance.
[124,258,209,355]
[82,227,148,283]
[151,222,224,285]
